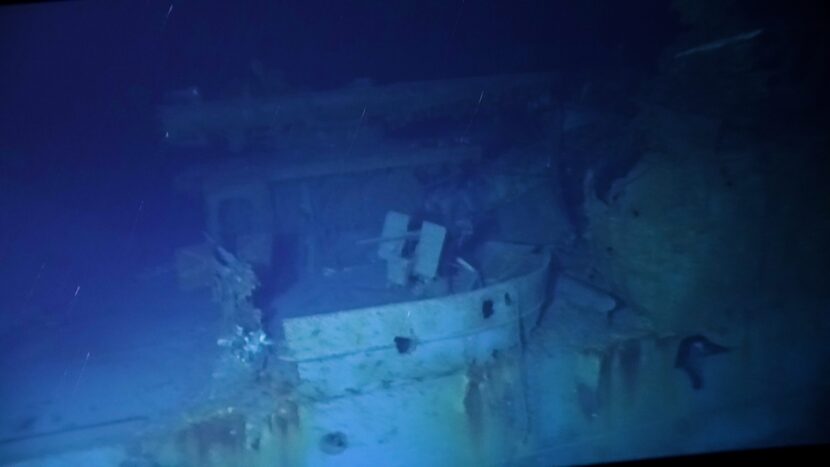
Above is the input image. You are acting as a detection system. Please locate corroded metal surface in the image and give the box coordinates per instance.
[276,245,551,466]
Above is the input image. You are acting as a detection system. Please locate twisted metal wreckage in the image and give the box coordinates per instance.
[152,73,584,466]
[18,70,769,466]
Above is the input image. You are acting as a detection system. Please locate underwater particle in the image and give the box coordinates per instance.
[71,351,91,397]
[482,299,494,319]
[393,336,415,354]
[319,431,348,455]
[674,29,763,59]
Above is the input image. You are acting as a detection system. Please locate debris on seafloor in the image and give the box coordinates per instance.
[372,211,416,287]
[412,221,448,282]
[210,242,272,365]
[375,211,413,262]
[366,211,449,295]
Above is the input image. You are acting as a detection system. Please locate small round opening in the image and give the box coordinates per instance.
[394,336,414,354]
[482,299,494,319]
[320,431,348,455]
